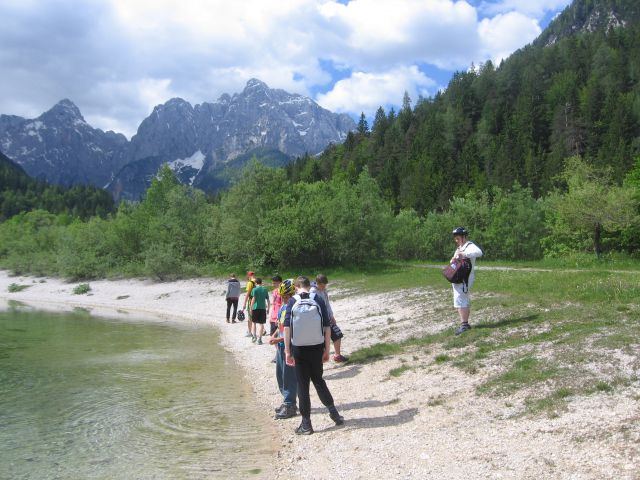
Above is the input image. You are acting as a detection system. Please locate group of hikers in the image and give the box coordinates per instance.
[222,227,482,435]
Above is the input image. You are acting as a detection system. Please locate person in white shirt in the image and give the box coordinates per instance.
[450,227,483,335]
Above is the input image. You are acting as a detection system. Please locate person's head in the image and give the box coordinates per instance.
[247,270,255,279]
[452,226,468,246]
[230,273,236,279]
[315,273,329,290]
[278,278,295,301]
[255,277,262,285]
[295,275,311,292]
[272,275,282,287]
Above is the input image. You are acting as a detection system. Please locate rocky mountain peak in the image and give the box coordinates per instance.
[40,98,85,124]
[536,0,640,46]
[244,78,269,91]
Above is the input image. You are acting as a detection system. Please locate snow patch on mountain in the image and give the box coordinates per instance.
[168,150,205,185]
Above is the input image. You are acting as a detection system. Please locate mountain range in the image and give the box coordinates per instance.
[0,79,355,200]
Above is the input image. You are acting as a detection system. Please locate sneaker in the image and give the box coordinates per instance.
[274,403,286,413]
[295,421,313,435]
[232,319,237,324]
[275,405,297,419]
[333,354,349,363]
[329,410,344,426]
[226,319,230,323]
[257,338,263,345]
[245,332,252,338]
[455,323,471,336]
[251,335,257,343]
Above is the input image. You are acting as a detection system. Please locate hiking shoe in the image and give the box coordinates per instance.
[295,421,313,435]
[257,338,263,345]
[274,403,286,413]
[232,319,237,324]
[329,411,344,426]
[455,323,471,336]
[275,405,297,419]
[226,319,230,323]
[333,355,349,363]
[251,335,257,343]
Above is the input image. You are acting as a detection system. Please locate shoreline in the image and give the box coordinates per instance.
[1,270,638,479]
[0,271,286,479]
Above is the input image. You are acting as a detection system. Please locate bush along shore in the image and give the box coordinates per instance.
[1,156,640,281]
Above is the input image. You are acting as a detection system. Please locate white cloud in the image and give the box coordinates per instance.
[478,11,541,64]
[479,0,571,17]
[0,0,572,137]
[316,66,436,115]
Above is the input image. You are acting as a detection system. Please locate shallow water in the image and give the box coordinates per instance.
[0,308,275,479]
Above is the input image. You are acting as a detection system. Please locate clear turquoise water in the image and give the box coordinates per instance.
[0,308,275,479]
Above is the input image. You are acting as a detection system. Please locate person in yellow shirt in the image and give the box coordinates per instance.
[241,271,256,338]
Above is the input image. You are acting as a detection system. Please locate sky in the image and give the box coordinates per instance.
[0,0,572,138]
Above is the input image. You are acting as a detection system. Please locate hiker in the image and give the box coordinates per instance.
[450,227,483,335]
[269,278,298,419]
[284,276,344,435]
[241,271,256,338]
[225,273,241,323]
[311,274,348,362]
[249,277,270,344]
[270,275,283,336]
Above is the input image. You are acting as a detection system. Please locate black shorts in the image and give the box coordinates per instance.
[330,324,343,342]
[252,309,267,324]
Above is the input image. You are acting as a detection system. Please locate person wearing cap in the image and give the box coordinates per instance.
[241,271,256,338]
[450,227,483,335]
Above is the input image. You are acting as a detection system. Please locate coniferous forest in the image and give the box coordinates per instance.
[1,0,640,279]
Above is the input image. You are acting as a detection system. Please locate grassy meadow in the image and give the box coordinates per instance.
[337,260,640,416]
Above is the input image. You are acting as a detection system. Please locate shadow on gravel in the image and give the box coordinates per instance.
[315,407,419,432]
[324,365,362,380]
[311,398,401,414]
[475,314,539,330]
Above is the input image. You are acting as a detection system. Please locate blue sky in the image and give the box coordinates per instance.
[0,0,572,138]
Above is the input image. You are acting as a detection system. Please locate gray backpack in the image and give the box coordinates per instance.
[290,293,325,346]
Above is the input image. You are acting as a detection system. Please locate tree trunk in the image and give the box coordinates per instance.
[594,223,602,258]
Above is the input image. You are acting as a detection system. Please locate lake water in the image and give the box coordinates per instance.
[0,307,276,479]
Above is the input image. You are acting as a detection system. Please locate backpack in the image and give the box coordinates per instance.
[442,257,472,285]
[290,293,325,347]
[442,241,476,289]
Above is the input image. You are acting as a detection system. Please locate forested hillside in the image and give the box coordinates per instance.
[0,151,114,221]
[289,0,640,214]
[1,0,639,278]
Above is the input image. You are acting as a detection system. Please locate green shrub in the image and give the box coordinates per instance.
[8,283,30,292]
[72,283,91,295]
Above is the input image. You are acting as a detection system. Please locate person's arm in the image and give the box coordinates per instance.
[284,327,294,365]
[284,300,295,365]
[315,296,331,362]
[464,242,483,258]
[322,326,331,362]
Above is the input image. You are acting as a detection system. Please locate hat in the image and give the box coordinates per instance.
[247,271,254,276]
[452,227,469,236]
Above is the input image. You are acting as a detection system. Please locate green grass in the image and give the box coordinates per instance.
[344,261,640,415]
[389,364,412,377]
[8,283,30,292]
[72,283,91,295]
[434,354,450,364]
[478,357,559,395]
[348,342,403,363]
